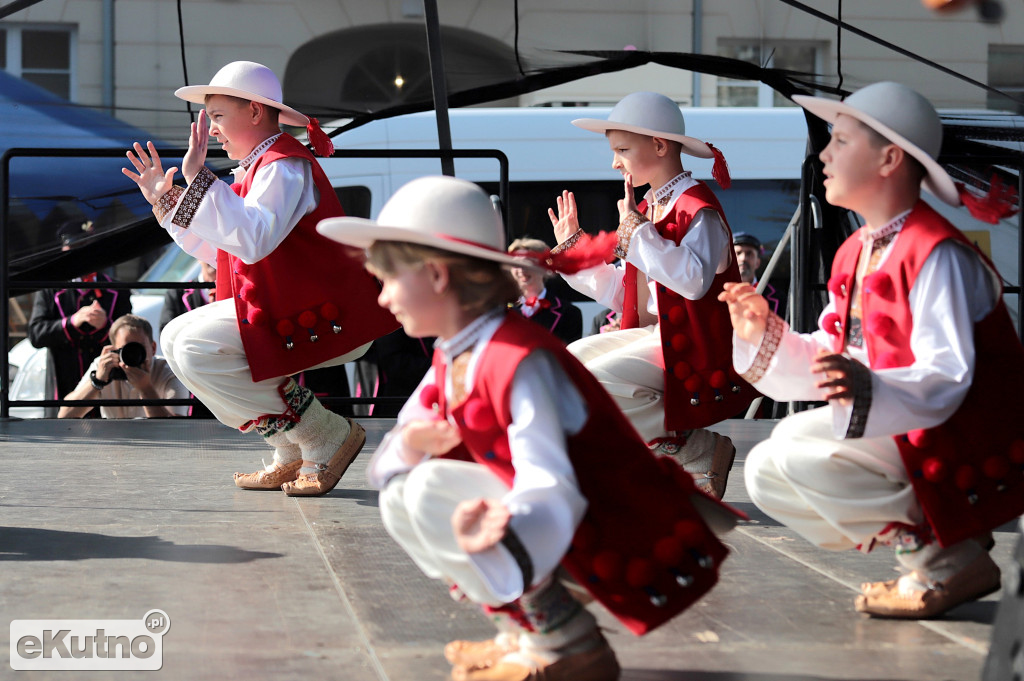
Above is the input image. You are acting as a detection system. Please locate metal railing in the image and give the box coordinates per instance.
[2,146,509,418]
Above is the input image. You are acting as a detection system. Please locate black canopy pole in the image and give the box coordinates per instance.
[422,0,455,177]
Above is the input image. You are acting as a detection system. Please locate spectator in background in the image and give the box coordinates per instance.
[59,314,189,419]
[507,237,583,345]
[159,259,217,334]
[589,308,621,336]
[733,232,781,315]
[28,220,132,403]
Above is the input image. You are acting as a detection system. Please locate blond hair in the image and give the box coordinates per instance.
[366,241,519,316]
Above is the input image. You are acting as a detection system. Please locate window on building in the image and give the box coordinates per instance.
[0,24,74,99]
[988,45,1024,114]
[717,40,824,107]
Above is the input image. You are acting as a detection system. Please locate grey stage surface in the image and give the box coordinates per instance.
[0,417,1016,681]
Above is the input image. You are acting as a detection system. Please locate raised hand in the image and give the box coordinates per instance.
[547,190,580,244]
[718,281,770,344]
[616,173,639,223]
[122,141,178,206]
[182,108,209,184]
[451,498,511,554]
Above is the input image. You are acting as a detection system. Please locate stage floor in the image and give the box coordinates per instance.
[0,417,1015,681]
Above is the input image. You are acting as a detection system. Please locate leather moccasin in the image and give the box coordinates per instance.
[451,635,620,681]
[234,459,302,490]
[280,420,366,497]
[855,551,1002,619]
[445,633,519,669]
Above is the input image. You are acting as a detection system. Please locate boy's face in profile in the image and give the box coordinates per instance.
[819,114,888,213]
[205,95,258,161]
[377,261,447,339]
[607,129,661,188]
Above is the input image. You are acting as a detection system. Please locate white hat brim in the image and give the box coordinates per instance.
[175,85,309,127]
[572,118,714,159]
[793,94,959,206]
[317,217,540,270]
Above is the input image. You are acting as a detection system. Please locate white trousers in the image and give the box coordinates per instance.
[567,325,667,442]
[744,407,923,551]
[161,299,368,429]
[380,459,512,607]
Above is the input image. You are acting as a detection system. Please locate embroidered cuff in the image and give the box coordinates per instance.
[740,313,784,384]
[614,211,647,259]
[843,359,873,439]
[550,229,583,256]
[172,166,216,229]
[153,185,184,222]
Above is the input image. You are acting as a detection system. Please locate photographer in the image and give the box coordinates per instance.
[59,315,189,419]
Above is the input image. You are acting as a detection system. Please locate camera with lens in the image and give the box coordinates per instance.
[108,341,147,381]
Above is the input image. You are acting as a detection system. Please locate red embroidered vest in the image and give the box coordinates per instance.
[432,312,739,635]
[216,135,398,381]
[620,183,755,430]
[829,201,1024,546]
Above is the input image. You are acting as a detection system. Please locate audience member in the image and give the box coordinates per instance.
[507,237,583,344]
[59,314,189,418]
[28,220,132,403]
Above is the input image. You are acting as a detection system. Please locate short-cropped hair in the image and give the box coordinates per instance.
[109,314,154,344]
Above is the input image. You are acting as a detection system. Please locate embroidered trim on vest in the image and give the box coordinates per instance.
[741,313,784,384]
[550,228,583,255]
[615,210,647,259]
[172,167,217,229]
[154,185,184,222]
[843,359,873,439]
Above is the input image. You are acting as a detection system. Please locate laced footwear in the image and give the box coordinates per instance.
[855,551,1002,619]
[233,459,302,490]
[445,633,520,669]
[280,419,366,497]
[451,633,620,681]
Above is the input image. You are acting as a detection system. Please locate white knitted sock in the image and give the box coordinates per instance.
[262,430,301,468]
[894,536,985,593]
[284,398,351,474]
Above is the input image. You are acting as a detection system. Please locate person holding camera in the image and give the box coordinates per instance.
[59,314,189,419]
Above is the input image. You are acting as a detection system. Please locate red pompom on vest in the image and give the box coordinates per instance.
[829,200,1024,547]
[216,134,399,381]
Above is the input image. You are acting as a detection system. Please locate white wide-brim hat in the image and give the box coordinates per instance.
[175,61,309,127]
[572,91,715,159]
[794,81,959,206]
[317,176,538,269]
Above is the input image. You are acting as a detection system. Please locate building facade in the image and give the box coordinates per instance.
[2,0,1023,141]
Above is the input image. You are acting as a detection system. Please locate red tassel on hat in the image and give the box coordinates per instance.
[306,117,335,158]
[706,142,731,189]
[956,174,1019,224]
[521,231,618,274]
